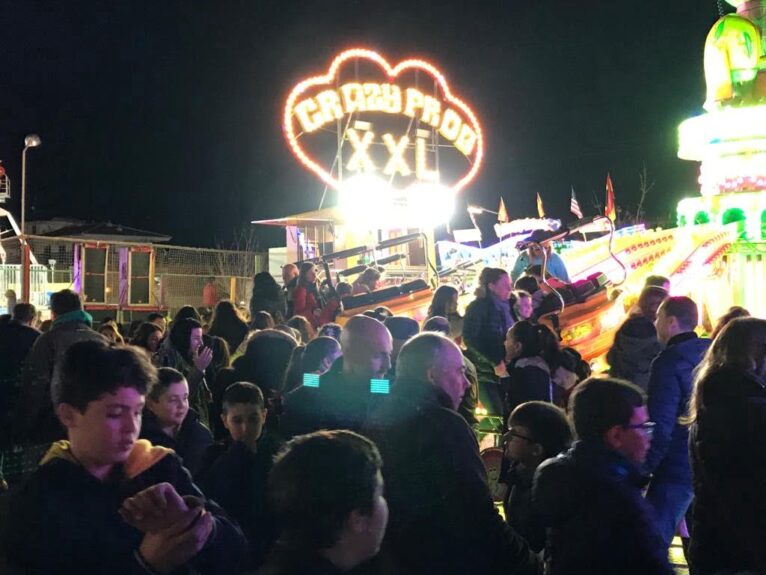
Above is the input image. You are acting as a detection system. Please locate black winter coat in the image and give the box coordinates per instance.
[644,332,710,483]
[0,321,39,446]
[505,356,553,416]
[16,320,105,443]
[258,543,343,575]
[2,439,245,574]
[362,382,537,575]
[688,366,766,575]
[197,434,281,567]
[501,462,545,553]
[607,315,662,391]
[281,358,385,438]
[463,295,512,366]
[140,408,213,476]
[533,441,673,575]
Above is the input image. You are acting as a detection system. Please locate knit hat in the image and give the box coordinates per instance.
[384,316,420,341]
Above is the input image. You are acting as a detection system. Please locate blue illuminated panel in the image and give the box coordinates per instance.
[303,373,320,388]
[370,378,390,394]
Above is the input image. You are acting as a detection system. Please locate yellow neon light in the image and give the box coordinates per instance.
[346,129,376,172]
[283,48,484,193]
[382,134,411,177]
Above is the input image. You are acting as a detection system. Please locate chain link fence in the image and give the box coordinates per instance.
[0,235,267,317]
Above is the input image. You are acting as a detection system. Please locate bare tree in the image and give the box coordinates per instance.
[635,163,655,225]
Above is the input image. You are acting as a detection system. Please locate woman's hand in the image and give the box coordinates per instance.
[193,346,213,372]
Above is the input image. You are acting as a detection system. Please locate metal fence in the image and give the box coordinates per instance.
[0,235,267,317]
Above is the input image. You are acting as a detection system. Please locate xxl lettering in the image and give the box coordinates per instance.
[382,134,411,177]
[346,129,376,172]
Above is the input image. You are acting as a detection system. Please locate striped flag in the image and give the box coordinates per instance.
[570,187,583,219]
[605,173,617,221]
[536,193,545,218]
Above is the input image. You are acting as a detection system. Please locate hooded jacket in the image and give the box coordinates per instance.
[607,316,662,391]
[688,366,766,574]
[139,408,213,476]
[3,439,245,574]
[644,332,710,482]
[533,441,673,575]
[362,382,537,575]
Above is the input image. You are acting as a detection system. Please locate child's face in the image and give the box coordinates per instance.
[59,386,145,470]
[517,296,533,320]
[504,424,541,469]
[222,403,267,449]
[150,381,189,429]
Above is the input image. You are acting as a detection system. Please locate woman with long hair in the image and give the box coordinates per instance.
[462,268,515,418]
[286,315,315,344]
[351,266,381,295]
[292,262,324,329]
[427,284,463,341]
[131,321,164,354]
[686,317,766,575]
[249,271,286,325]
[208,300,250,354]
[709,305,750,341]
[155,317,214,429]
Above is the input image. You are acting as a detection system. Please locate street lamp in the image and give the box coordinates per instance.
[21,133,42,236]
[467,204,498,215]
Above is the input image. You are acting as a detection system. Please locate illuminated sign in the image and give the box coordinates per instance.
[283,49,484,197]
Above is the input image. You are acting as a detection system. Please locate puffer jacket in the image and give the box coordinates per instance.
[644,332,710,483]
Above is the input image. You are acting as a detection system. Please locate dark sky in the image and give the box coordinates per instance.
[1,0,730,247]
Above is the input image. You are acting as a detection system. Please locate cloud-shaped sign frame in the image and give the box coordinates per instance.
[283,48,484,194]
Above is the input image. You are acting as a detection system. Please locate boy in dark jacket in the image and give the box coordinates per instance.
[2,340,245,574]
[533,377,673,575]
[140,367,213,476]
[500,401,573,552]
[197,382,281,567]
[260,430,388,575]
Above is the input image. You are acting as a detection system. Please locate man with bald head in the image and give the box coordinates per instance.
[281,315,393,437]
[281,263,299,317]
[364,333,537,575]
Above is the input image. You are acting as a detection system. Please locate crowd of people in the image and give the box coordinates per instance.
[0,259,764,575]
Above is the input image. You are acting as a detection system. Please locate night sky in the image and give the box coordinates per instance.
[1,0,732,248]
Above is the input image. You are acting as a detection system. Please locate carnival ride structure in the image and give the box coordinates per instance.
[274,16,765,364]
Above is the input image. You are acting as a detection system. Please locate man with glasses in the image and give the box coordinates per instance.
[533,377,673,575]
[501,401,573,552]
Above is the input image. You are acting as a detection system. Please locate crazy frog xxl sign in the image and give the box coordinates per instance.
[283,49,484,195]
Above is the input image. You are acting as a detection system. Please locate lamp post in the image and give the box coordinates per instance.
[21,133,42,236]
[467,204,498,215]
[20,134,41,303]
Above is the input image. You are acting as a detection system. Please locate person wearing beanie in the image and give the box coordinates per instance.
[384,316,420,378]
